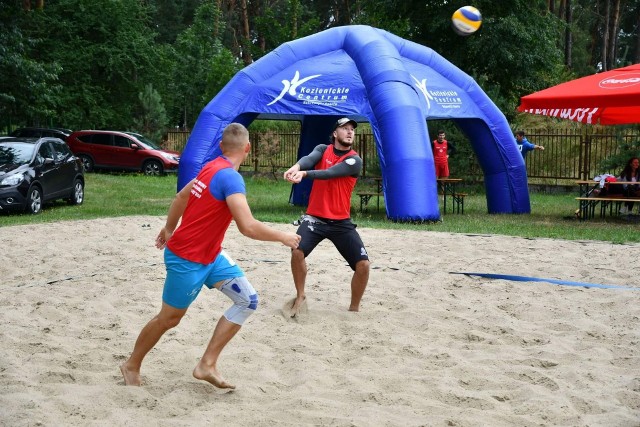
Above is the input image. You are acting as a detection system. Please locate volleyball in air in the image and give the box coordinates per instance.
[451,6,482,36]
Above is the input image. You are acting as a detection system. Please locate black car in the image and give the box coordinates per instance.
[0,137,85,214]
[9,127,73,140]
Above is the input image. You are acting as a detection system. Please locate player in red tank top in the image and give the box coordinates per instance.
[283,118,371,317]
[121,123,300,390]
[432,129,453,178]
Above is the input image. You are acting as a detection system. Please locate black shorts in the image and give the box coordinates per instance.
[296,215,369,270]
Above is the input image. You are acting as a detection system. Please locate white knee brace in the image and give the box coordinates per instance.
[218,276,258,325]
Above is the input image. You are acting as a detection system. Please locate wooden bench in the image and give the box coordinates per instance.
[356,191,381,213]
[451,193,467,214]
[575,197,640,220]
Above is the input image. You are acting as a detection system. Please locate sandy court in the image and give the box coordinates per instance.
[1,216,639,426]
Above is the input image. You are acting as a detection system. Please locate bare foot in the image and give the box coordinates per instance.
[193,365,235,389]
[285,296,307,319]
[120,363,141,386]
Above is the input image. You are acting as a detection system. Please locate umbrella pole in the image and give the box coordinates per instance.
[579,128,593,181]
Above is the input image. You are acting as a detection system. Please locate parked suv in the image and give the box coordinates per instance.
[0,137,84,214]
[66,130,180,175]
[9,127,73,140]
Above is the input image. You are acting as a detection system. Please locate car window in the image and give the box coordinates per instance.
[0,143,35,165]
[21,129,41,138]
[126,132,161,149]
[51,141,71,162]
[38,142,55,162]
[90,134,112,146]
[43,130,60,138]
[114,135,131,148]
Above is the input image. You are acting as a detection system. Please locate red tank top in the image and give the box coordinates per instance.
[433,140,449,163]
[306,146,357,220]
[167,157,235,264]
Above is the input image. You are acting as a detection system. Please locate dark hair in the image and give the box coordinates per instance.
[620,157,640,181]
[438,130,445,135]
[515,130,525,137]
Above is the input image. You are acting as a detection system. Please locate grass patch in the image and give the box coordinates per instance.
[0,173,177,225]
[1,173,637,244]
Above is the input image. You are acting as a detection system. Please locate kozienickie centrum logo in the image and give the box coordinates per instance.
[411,74,462,110]
[598,73,640,89]
[267,70,351,107]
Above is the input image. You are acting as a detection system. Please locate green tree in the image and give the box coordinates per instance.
[349,0,568,120]
[170,0,241,129]
[148,0,201,44]
[0,2,62,131]
[25,0,167,130]
[134,83,167,142]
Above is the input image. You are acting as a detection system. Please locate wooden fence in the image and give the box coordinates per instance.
[164,128,639,184]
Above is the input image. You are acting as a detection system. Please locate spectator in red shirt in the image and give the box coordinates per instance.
[431,130,456,178]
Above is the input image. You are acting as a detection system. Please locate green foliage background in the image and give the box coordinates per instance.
[1,0,639,141]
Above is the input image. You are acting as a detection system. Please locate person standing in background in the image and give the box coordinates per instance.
[431,130,455,178]
[515,130,544,159]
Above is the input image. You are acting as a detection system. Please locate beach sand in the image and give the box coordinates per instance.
[1,216,639,426]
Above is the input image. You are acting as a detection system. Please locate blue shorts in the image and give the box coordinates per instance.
[162,248,244,309]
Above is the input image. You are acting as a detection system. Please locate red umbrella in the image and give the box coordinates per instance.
[518,63,640,125]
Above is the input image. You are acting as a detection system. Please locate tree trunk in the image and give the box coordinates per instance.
[291,0,300,39]
[635,9,640,63]
[564,0,572,68]
[22,0,31,11]
[240,0,252,65]
[224,0,241,60]
[213,0,222,39]
[558,0,565,19]
[601,0,610,71]
[607,0,622,70]
[257,0,266,53]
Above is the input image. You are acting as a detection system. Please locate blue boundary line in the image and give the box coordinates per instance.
[450,272,640,290]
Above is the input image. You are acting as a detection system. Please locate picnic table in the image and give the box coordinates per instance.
[438,178,466,214]
[356,177,383,213]
[574,180,640,220]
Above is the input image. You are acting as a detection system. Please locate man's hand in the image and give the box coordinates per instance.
[286,170,306,183]
[283,164,300,182]
[155,227,172,249]
[282,232,302,249]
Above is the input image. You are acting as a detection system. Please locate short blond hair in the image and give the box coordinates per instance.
[220,123,249,153]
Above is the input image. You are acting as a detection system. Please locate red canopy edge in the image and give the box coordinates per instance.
[518,64,640,125]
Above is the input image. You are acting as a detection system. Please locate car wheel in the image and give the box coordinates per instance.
[143,160,163,176]
[79,155,94,172]
[67,179,84,205]
[26,186,43,214]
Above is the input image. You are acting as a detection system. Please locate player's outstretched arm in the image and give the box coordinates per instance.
[227,193,300,249]
[284,145,327,182]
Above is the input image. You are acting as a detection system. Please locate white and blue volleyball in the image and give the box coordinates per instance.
[451,6,482,36]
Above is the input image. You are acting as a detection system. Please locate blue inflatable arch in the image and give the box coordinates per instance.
[178,25,531,221]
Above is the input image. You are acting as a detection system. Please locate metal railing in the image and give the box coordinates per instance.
[522,128,639,183]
